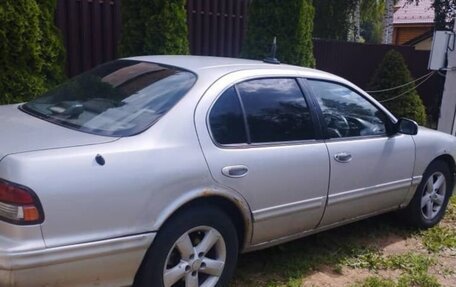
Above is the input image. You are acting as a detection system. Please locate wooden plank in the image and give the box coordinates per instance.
[211,0,218,56]
[91,0,103,66]
[219,0,226,56]
[81,0,92,71]
[113,0,121,58]
[187,0,195,54]
[194,0,202,55]
[103,0,114,61]
[202,0,210,55]
[68,0,81,77]
[233,0,241,57]
[56,0,69,75]
[226,0,234,56]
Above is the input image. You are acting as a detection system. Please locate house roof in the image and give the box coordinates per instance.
[394,0,434,24]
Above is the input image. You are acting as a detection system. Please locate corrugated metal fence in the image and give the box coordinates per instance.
[187,0,249,57]
[56,0,121,77]
[56,0,248,77]
[55,0,440,122]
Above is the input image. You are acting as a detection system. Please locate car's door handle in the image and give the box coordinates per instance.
[221,165,249,178]
[334,152,352,163]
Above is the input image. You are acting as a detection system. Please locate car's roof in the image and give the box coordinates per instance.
[126,55,338,80]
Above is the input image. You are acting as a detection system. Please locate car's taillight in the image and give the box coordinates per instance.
[0,179,44,225]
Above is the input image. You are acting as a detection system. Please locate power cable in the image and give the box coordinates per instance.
[365,71,435,93]
[377,72,435,103]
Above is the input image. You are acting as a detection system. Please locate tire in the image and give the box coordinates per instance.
[401,160,453,229]
[133,205,239,287]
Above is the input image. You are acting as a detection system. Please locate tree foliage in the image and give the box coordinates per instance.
[360,0,385,43]
[368,50,427,125]
[0,0,65,104]
[314,0,358,40]
[120,0,189,57]
[241,0,315,67]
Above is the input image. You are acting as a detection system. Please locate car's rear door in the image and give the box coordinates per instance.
[304,79,416,227]
[195,71,330,245]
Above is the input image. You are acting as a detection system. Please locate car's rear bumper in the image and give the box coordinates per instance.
[0,232,155,287]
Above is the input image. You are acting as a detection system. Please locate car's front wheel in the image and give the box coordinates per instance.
[134,205,239,287]
[401,160,453,228]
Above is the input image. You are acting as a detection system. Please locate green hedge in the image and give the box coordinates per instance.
[241,0,315,67]
[368,50,427,125]
[0,0,65,104]
[120,0,189,57]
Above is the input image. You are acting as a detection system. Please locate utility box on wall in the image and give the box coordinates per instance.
[429,31,455,70]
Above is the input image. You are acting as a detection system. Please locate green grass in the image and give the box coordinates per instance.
[231,215,408,286]
[421,226,456,252]
[420,196,456,252]
[231,196,456,287]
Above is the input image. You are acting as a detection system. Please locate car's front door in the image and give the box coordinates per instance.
[305,79,416,227]
[195,73,330,245]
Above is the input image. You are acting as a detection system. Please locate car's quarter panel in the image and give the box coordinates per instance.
[194,69,330,245]
[0,75,224,249]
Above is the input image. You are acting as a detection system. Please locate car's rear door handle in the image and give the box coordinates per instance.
[222,165,249,178]
[334,152,352,163]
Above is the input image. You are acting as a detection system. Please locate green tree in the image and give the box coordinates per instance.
[360,0,385,43]
[0,0,65,104]
[120,0,189,57]
[36,0,66,88]
[314,0,358,41]
[368,50,427,125]
[241,0,315,67]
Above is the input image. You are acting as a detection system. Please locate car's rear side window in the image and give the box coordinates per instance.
[237,78,315,143]
[209,87,247,145]
[209,78,316,145]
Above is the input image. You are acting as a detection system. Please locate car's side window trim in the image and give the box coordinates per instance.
[301,78,394,141]
[233,85,252,144]
[206,77,322,148]
[296,78,326,140]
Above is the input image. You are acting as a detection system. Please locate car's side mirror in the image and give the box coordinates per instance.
[396,118,418,135]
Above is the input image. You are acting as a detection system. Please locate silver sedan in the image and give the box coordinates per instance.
[0,56,454,287]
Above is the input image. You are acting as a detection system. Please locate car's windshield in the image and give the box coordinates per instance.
[22,60,197,137]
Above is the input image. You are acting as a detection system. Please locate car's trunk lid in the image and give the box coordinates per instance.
[0,104,118,161]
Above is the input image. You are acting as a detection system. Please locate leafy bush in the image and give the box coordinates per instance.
[368,50,427,125]
[0,0,65,104]
[241,0,315,67]
[120,0,189,57]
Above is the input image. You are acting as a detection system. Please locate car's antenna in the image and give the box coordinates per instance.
[263,37,280,64]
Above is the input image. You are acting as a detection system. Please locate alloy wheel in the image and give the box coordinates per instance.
[163,226,227,287]
[421,171,446,220]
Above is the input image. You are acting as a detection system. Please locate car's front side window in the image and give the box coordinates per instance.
[308,80,387,139]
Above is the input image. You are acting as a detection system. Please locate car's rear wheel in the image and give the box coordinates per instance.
[401,160,453,228]
[134,206,239,287]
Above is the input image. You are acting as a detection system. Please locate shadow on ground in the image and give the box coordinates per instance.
[230,213,419,287]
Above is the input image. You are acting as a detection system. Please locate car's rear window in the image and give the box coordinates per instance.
[22,60,197,137]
